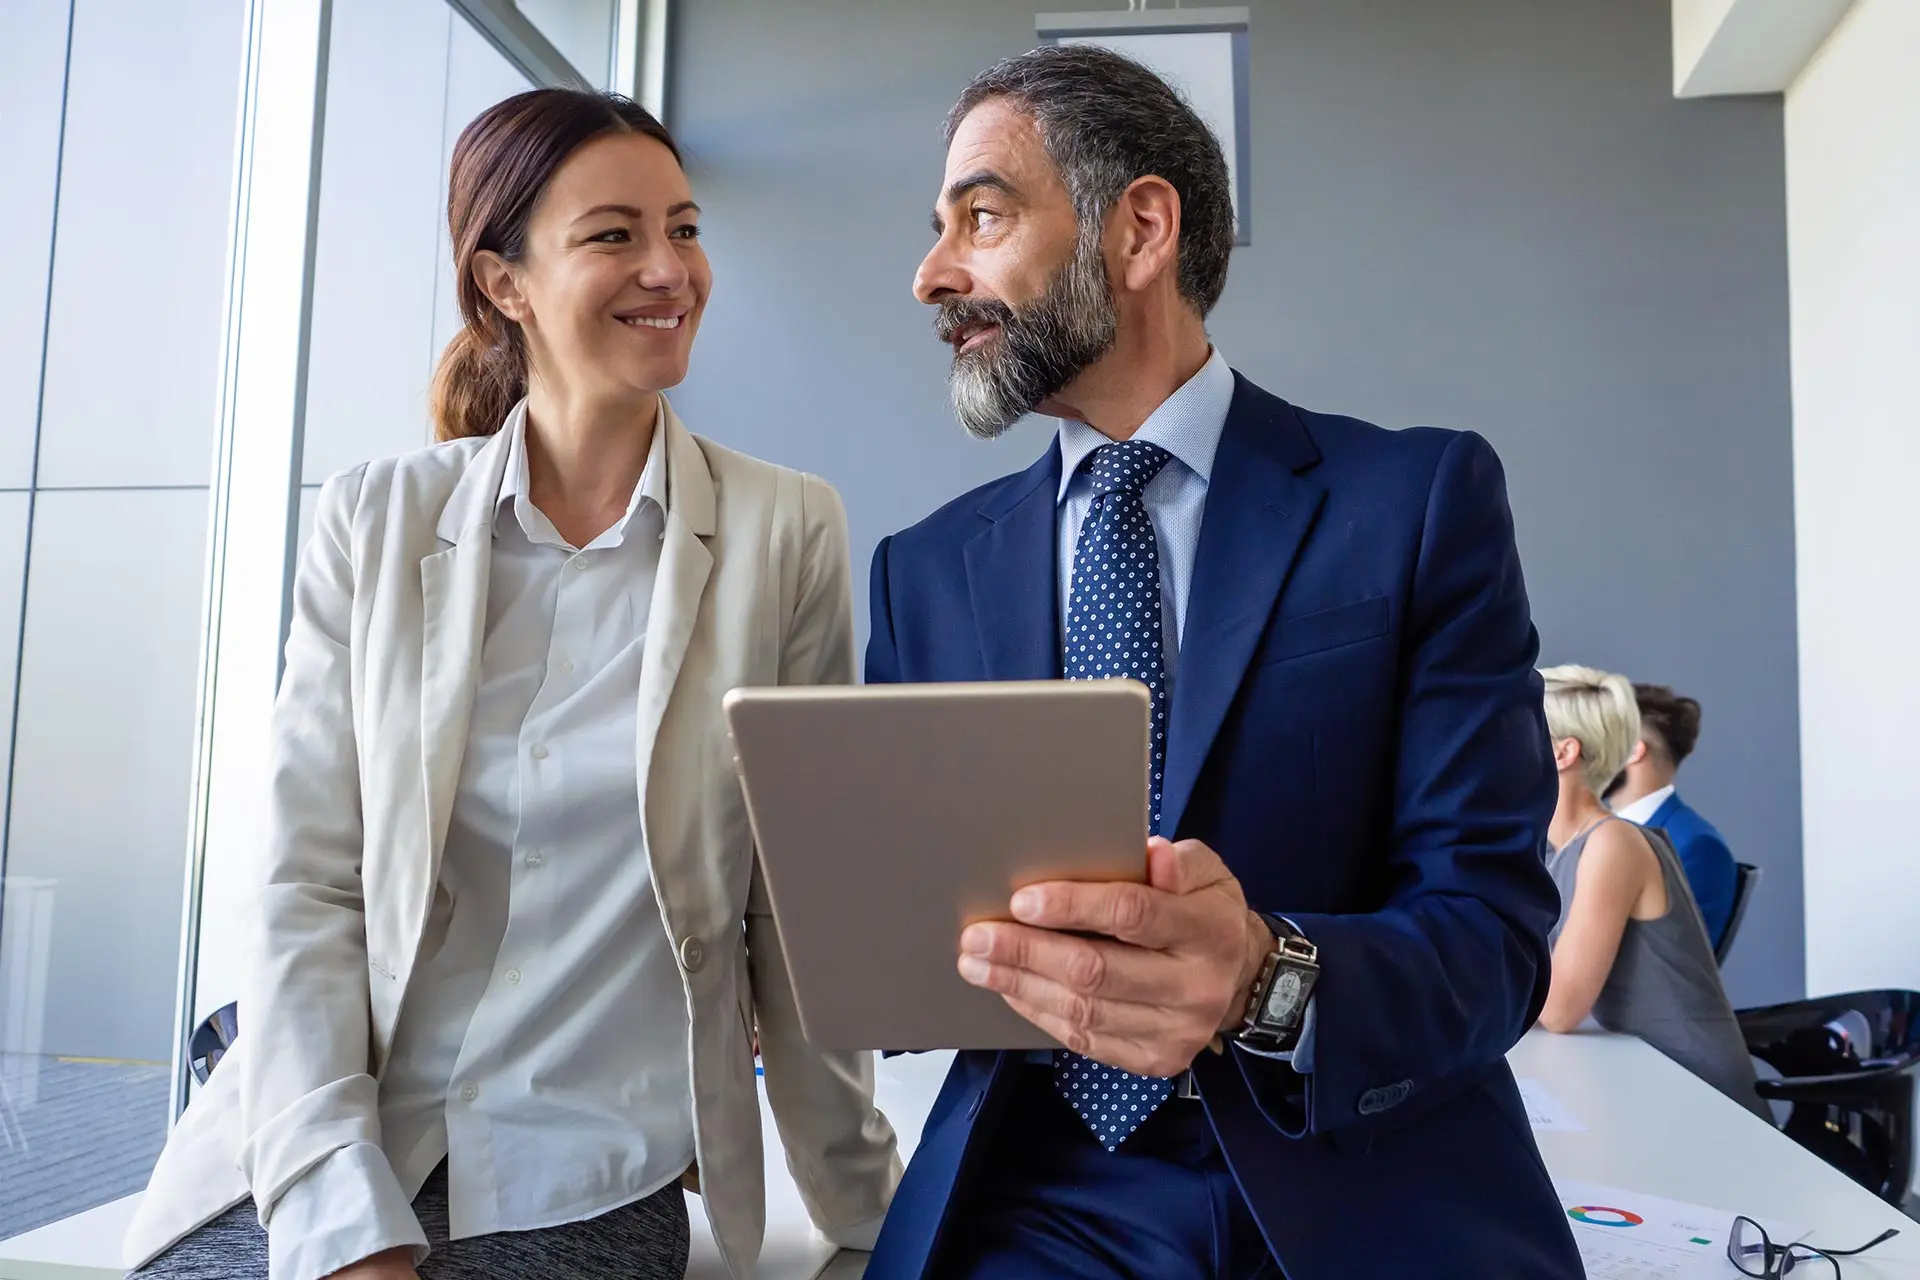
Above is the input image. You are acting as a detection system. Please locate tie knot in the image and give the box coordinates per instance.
[1084,439,1172,498]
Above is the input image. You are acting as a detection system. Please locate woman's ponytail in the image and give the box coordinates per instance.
[431,320,526,441]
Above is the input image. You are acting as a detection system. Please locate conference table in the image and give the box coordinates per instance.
[3,1028,1914,1279]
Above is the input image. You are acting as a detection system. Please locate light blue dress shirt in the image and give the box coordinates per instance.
[1050,348,1315,1071]
[1055,347,1231,684]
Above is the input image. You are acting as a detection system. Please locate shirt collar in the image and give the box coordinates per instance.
[1612,783,1676,826]
[497,396,669,541]
[1055,346,1234,501]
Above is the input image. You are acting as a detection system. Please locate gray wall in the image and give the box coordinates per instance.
[667,0,1803,1006]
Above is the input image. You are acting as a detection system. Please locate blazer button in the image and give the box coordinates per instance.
[679,935,706,973]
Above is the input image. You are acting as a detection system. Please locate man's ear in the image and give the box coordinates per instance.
[471,249,531,326]
[1111,174,1182,295]
[1626,740,1649,768]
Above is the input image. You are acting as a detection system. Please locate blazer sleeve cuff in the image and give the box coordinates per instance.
[240,1074,385,1214]
[265,1142,427,1280]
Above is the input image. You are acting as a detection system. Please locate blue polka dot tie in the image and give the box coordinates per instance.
[1055,438,1174,1151]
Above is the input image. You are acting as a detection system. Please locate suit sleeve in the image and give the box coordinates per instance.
[864,534,901,685]
[1235,430,1560,1137]
[749,474,903,1241]
[238,465,429,1279]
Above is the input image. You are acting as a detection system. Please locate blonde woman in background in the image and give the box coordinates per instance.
[1537,665,1768,1120]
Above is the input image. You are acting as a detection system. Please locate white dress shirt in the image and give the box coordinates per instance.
[1051,348,1315,1070]
[270,409,692,1278]
[1613,783,1676,826]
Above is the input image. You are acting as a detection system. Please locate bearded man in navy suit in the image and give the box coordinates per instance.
[859,44,1581,1280]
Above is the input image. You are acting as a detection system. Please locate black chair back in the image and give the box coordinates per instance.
[1716,862,1762,965]
[1739,989,1920,1205]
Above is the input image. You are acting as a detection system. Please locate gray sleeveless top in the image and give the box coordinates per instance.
[1548,817,1769,1121]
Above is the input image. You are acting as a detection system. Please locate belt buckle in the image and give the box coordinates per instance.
[1173,1069,1201,1100]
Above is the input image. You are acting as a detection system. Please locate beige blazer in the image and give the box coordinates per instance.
[125,400,901,1275]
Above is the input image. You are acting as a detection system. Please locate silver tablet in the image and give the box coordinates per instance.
[723,679,1150,1051]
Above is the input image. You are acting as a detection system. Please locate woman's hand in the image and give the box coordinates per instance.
[326,1248,420,1280]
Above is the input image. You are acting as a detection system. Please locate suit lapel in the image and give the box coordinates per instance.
[1161,377,1326,837]
[415,424,514,930]
[635,401,716,828]
[964,443,1063,681]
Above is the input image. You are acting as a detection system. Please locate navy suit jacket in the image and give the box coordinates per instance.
[860,375,1581,1279]
[1646,792,1738,950]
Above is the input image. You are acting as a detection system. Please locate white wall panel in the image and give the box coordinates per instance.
[1786,0,1920,997]
[302,0,455,483]
[6,489,209,1061]
[34,0,243,489]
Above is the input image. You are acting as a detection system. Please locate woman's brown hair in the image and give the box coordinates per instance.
[430,88,682,441]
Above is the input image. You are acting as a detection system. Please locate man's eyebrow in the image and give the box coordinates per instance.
[944,170,1021,205]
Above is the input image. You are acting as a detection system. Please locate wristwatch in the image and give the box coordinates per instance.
[1232,917,1320,1053]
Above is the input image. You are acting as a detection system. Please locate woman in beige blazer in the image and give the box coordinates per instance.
[124,89,899,1280]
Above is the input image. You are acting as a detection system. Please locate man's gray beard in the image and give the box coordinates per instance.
[948,235,1117,441]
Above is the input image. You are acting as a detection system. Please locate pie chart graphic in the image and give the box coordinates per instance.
[1567,1206,1645,1228]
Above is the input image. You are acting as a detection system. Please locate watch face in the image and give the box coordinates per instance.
[1265,968,1304,1025]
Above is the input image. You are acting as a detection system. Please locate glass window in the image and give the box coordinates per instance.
[0,0,245,1241]
[2,0,556,1249]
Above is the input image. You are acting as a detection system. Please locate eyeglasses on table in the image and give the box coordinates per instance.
[1727,1215,1899,1278]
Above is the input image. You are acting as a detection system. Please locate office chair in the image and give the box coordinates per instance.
[189,1001,240,1086]
[1715,862,1762,966]
[1739,989,1920,1206]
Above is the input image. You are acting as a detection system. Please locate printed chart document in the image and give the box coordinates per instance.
[1517,1076,1586,1132]
[1554,1179,1804,1279]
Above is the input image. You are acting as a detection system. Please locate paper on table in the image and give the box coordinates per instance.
[1554,1179,1804,1279]
[1518,1076,1586,1131]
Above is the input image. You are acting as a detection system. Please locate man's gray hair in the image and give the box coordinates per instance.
[948,44,1234,316]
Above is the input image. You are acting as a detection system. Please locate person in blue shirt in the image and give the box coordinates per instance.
[1606,684,1740,950]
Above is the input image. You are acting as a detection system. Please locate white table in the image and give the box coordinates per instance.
[5,1032,1914,1279]
[1510,1027,1919,1276]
